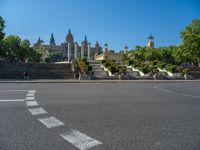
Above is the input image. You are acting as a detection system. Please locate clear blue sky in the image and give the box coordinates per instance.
[0,0,199,51]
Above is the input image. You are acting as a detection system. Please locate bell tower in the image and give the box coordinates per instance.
[147,34,154,48]
[50,33,56,46]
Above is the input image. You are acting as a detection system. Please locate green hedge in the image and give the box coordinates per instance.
[127,60,134,66]
[157,62,167,69]
[166,64,177,73]
[77,59,92,74]
[108,66,117,74]
[138,66,149,74]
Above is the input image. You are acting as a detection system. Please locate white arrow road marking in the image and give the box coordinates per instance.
[38,116,65,129]
[26,101,39,107]
[60,130,102,150]
[0,99,25,102]
[28,108,47,115]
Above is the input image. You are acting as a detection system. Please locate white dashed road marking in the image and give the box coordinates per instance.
[60,130,102,150]
[0,90,29,92]
[181,93,200,98]
[28,90,36,94]
[159,88,172,93]
[28,107,47,115]
[26,97,35,100]
[38,116,65,128]
[26,93,35,97]
[24,90,103,149]
[26,101,39,107]
[0,99,25,102]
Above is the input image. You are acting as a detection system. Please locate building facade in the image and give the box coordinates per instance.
[33,30,103,62]
[95,43,124,62]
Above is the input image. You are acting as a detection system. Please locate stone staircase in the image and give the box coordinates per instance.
[0,63,74,79]
[90,63,108,79]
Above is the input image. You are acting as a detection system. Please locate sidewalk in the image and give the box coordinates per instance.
[0,79,200,83]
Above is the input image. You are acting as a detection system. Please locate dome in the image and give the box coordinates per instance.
[148,34,154,40]
[65,29,74,43]
[125,45,128,49]
[104,43,108,47]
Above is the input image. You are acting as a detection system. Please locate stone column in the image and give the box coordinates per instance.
[68,43,71,62]
[87,43,91,61]
[74,42,78,59]
[81,44,84,59]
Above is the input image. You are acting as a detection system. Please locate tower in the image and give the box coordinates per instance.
[65,29,74,43]
[104,43,109,52]
[147,34,154,48]
[50,33,56,46]
[124,45,128,53]
[104,43,109,60]
[95,41,100,54]
[36,37,44,46]
[82,35,88,53]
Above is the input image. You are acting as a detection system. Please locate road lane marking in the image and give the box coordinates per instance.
[0,90,28,92]
[0,99,25,102]
[26,97,35,100]
[60,130,102,150]
[38,116,65,129]
[181,93,200,98]
[28,108,47,115]
[159,88,172,93]
[26,93,35,97]
[26,101,39,107]
[28,90,36,94]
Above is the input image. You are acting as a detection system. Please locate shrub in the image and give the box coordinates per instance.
[157,63,167,69]
[166,64,177,73]
[149,60,159,66]
[118,67,126,74]
[109,66,116,74]
[87,65,92,71]
[76,59,92,75]
[132,62,140,68]
[127,60,134,66]
[85,62,89,65]
[82,58,87,62]
[182,68,190,74]
[100,60,106,64]
[45,58,51,63]
[105,62,111,67]
[138,66,149,74]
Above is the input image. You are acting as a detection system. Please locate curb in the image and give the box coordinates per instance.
[0,79,200,84]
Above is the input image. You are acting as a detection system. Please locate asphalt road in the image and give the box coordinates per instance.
[0,82,200,150]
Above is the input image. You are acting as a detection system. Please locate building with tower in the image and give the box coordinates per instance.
[33,30,103,62]
[147,34,155,48]
[33,30,154,63]
[95,43,124,62]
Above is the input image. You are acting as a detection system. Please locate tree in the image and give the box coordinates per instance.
[172,44,193,66]
[3,35,21,61]
[20,39,31,61]
[181,19,200,67]
[0,16,5,41]
[27,48,41,63]
[0,16,6,59]
[21,39,41,62]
